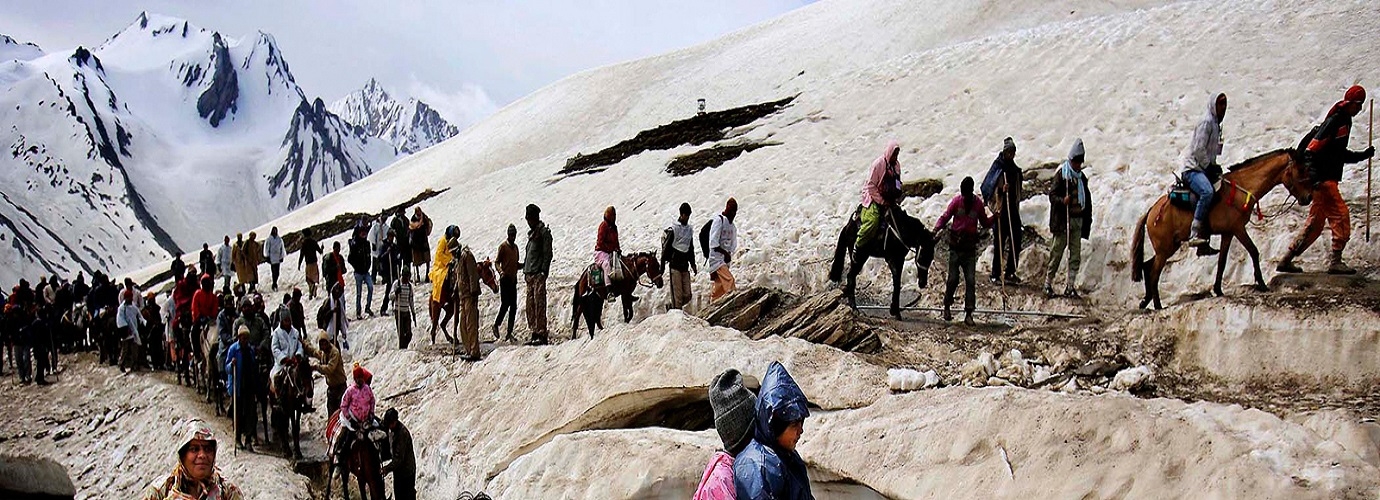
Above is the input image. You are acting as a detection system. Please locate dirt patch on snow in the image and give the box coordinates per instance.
[666,140,780,176]
[559,95,795,177]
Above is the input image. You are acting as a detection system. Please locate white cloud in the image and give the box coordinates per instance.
[405,77,500,130]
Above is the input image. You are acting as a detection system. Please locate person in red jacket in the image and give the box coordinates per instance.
[593,206,622,288]
[191,274,219,328]
[1278,85,1377,274]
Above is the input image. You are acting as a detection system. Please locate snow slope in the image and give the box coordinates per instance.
[258,0,1380,311]
[329,78,460,154]
[0,13,395,285]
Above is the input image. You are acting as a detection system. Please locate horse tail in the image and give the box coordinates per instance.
[1131,211,1148,283]
[829,214,859,282]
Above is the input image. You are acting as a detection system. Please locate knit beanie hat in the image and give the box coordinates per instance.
[1346,85,1366,103]
[1002,137,1016,152]
[709,369,757,454]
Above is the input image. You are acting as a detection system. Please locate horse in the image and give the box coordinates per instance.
[1131,149,1314,310]
[325,410,387,500]
[428,258,499,344]
[201,321,227,416]
[829,206,937,319]
[270,357,310,458]
[570,252,664,339]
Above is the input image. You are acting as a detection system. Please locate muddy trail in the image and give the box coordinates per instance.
[706,271,1380,419]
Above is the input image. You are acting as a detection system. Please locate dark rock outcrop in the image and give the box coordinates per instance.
[196,33,239,127]
[701,287,883,353]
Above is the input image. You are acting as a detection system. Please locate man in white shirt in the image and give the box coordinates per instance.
[269,312,303,381]
[115,289,145,372]
[707,198,739,302]
[217,235,234,290]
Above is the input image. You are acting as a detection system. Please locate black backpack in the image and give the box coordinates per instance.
[315,300,332,330]
[699,218,715,260]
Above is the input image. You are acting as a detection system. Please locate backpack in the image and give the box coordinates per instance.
[1297,125,1321,154]
[699,219,714,260]
[980,163,1003,202]
[315,299,332,330]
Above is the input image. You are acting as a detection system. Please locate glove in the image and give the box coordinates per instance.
[1365,146,1376,160]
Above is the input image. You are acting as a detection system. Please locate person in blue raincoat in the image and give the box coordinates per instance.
[733,361,813,500]
[224,325,258,451]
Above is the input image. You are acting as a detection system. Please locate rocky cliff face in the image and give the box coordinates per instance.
[329,78,460,154]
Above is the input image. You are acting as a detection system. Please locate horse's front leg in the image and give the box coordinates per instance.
[1235,229,1269,292]
[622,294,634,323]
[1213,234,1234,297]
[845,254,866,309]
[889,256,903,320]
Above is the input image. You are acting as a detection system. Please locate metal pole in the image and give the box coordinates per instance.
[1368,98,1373,242]
[855,304,1084,319]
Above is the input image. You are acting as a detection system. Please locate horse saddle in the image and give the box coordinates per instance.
[1168,169,1223,211]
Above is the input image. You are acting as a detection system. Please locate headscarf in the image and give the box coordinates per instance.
[1060,139,1087,208]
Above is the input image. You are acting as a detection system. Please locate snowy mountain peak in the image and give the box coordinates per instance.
[329,79,459,154]
[109,12,200,46]
[1,34,44,62]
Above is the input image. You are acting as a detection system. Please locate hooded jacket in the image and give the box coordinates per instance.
[733,362,813,500]
[861,141,902,207]
[1182,94,1224,173]
[1307,95,1371,183]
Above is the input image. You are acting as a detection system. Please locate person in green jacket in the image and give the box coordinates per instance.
[522,204,554,345]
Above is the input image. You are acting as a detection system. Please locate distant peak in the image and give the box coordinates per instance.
[137,11,149,29]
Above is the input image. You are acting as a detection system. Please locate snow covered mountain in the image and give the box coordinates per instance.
[329,78,460,154]
[0,13,397,285]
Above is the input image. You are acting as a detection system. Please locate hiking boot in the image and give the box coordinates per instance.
[989,275,1001,284]
[1276,252,1303,273]
[1328,249,1357,275]
[1005,274,1022,285]
[942,305,953,322]
[1043,284,1055,297]
[963,313,975,326]
[1063,286,1080,298]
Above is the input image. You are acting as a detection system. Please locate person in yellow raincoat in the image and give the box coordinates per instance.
[429,225,460,303]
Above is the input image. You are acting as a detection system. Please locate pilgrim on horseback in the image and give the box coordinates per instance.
[329,363,387,500]
[1278,85,1376,275]
[1132,147,1316,309]
[857,140,905,250]
[830,142,937,319]
[1180,93,1229,255]
[269,311,310,458]
[1045,139,1092,298]
[592,206,629,298]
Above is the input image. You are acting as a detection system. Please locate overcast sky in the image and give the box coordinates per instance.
[3,0,813,128]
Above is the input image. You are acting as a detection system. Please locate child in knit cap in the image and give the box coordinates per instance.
[693,368,757,499]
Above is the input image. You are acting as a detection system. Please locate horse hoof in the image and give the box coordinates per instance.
[1137,299,1150,310]
[1253,284,1269,293]
[1213,289,1224,298]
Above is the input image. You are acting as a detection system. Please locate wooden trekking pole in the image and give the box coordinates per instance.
[1368,98,1373,242]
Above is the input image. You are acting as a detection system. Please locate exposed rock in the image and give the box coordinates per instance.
[900,178,943,200]
[195,33,239,127]
[0,455,76,499]
[701,288,884,353]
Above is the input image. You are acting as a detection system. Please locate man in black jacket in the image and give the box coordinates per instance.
[381,408,416,500]
[1278,85,1376,275]
[348,224,374,319]
[1046,139,1092,298]
[982,137,1024,284]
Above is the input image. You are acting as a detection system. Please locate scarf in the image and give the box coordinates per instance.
[1060,160,1086,208]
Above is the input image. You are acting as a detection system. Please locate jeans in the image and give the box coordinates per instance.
[16,344,31,382]
[944,248,978,313]
[495,276,517,336]
[354,272,374,315]
[1184,170,1214,223]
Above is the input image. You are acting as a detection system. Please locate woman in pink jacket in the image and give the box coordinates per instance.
[340,363,376,428]
[693,368,757,499]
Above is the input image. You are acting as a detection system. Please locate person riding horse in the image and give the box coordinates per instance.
[592,206,630,299]
[856,140,905,250]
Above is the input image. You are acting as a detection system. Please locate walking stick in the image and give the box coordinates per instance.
[994,199,1008,312]
[1368,98,1373,242]
[232,363,238,456]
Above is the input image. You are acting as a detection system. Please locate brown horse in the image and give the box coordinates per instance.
[571,252,664,339]
[428,258,498,344]
[1132,149,1314,309]
[270,357,311,458]
[325,410,387,500]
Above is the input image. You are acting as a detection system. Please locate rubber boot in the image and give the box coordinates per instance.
[1328,249,1357,275]
[1188,221,1217,256]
